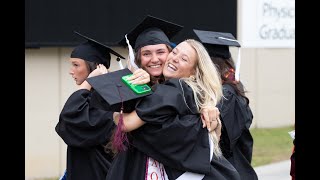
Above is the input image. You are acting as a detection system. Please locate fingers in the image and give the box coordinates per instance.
[88,64,108,78]
[131,78,149,85]
[201,108,213,131]
[209,119,218,133]
[209,107,220,122]
[208,108,220,132]
[201,106,221,132]
[127,69,144,80]
[201,109,212,130]
[201,114,207,128]
[128,68,150,85]
[208,108,215,123]
[202,119,206,129]
[97,64,108,74]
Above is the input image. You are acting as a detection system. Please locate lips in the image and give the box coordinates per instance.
[148,64,161,68]
[167,63,177,71]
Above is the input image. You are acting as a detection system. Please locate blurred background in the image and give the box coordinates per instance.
[25,0,295,179]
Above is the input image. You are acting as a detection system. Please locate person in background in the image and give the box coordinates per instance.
[289,128,295,180]
[193,29,258,180]
[55,31,150,180]
[290,139,295,180]
[104,39,240,180]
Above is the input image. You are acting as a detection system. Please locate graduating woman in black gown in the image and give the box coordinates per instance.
[55,32,150,180]
[193,29,258,180]
[107,39,241,180]
[211,59,258,180]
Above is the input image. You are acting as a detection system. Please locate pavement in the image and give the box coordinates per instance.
[254,160,291,180]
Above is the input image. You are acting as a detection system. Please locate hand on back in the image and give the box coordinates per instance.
[88,64,108,78]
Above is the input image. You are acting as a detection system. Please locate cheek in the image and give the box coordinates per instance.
[162,68,170,78]
[159,54,168,64]
[140,56,149,67]
[77,66,89,76]
[183,66,195,76]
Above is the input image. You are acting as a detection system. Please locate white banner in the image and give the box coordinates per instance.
[241,0,295,48]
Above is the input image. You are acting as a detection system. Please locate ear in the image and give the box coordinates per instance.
[190,66,197,78]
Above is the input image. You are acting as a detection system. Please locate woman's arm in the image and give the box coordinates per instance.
[113,111,145,132]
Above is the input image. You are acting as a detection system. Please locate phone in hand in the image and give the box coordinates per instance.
[121,74,152,94]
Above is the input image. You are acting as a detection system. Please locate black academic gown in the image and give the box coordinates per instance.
[55,89,116,180]
[217,84,258,180]
[106,79,240,180]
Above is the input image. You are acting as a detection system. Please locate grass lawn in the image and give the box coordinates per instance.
[251,126,294,167]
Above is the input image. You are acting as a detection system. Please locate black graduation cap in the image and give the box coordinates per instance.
[118,15,183,50]
[71,31,125,69]
[87,68,152,113]
[193,29,240,59]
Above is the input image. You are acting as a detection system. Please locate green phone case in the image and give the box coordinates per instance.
[121,74,152,94]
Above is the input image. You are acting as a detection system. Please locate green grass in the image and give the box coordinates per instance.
[251,126,294,167]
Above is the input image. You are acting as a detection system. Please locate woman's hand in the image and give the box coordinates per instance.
[79,64,108,90]
[200,105,220,132]
[88,64,108,78]
[127,68,150,85]
[113,112,120,125]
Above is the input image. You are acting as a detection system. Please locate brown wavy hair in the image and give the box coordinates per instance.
[210,56,250,104]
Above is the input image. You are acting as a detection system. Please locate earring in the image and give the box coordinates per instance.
[190,75,196,81]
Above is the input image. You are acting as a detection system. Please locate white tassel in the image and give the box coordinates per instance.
[235,48,241,81]
[125,34,139,71]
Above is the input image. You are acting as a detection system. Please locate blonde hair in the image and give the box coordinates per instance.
[181,39,223,157]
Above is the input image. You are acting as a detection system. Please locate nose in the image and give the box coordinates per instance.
[150,54,159,63]
[69,68,74,76]
[172,54,179,63]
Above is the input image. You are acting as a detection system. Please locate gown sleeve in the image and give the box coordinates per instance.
[218,84,253,158]
[131,79,212,174]
[55,89,116,147]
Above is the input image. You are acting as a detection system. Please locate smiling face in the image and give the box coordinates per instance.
[69,58,90,85]
[163,41,197,80]
[139,44,170,77]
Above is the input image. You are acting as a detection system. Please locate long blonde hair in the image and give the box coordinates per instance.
[181,39,223,157]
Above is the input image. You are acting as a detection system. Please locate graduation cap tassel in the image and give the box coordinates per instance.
[112,87,129,153]
[125,34,139,71]
[235,47,241,82]
[112,108,128,152]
